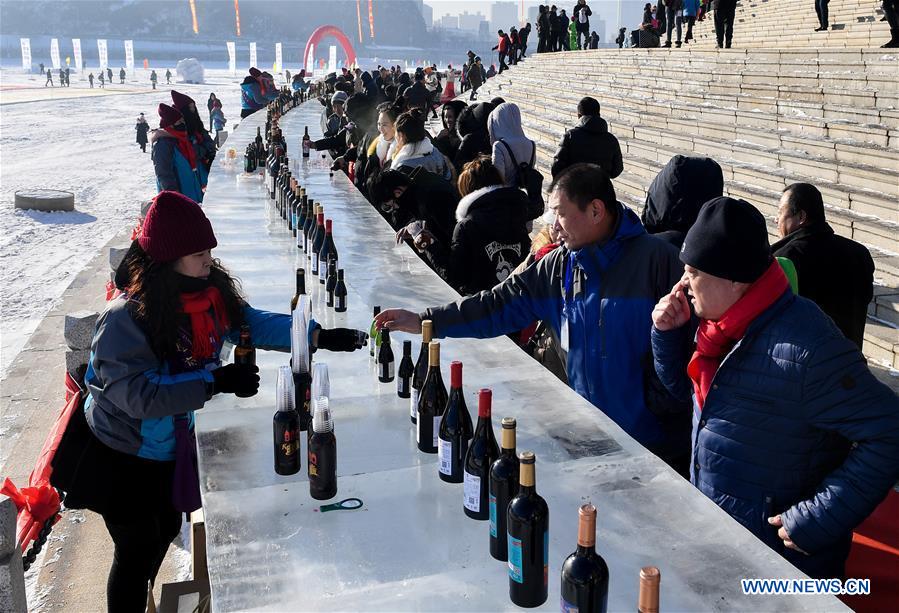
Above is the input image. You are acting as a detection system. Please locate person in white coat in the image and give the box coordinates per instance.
[488,102,537,188]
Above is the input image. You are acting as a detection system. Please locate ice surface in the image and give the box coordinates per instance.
[195,104,848,612]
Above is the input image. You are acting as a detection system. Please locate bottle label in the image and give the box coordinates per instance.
[508,536,523,583]
[410,388,419,419]
[433,415,441,448]
[463,470,481,512]
[398,376,409,396]
[489,493,497,537]
[437,438,452,475]
[560,598,579,613]
[335,296,346,311]
[311,253,319,274]
[380,361,394,380]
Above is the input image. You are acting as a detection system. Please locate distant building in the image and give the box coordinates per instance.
[459,11,486,32]
[479,20,492,40]
[594,19,607,44]
[438,14,460,30]
[491,1,518,32]
[421,2,433,28]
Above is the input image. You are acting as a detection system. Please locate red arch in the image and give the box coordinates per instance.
[303,25,357,72]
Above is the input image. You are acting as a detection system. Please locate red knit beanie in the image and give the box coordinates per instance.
[158,103,183,128]
[170,89,195,111]
[139,191,217,263]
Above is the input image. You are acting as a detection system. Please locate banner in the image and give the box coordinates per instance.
[227,41,236,76]
[50,38,61,69]
[275,42,282,73]
[20,38,31,71]
[328,45,337,73]
[124,40,134,71]
[249,42,257,68]
[97,39,108,69]
[72,38,83,71]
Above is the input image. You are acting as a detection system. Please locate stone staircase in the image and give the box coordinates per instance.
[690,0,890,48]
[467,47,899,369]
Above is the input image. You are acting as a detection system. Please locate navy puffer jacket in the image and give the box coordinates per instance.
[652,291,899,578]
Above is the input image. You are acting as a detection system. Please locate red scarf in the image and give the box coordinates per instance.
[687,261,789,410]
[164,126,198,171]
[180,287,230,360]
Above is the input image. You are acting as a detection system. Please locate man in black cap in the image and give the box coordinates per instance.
[772,183,874,350]
[651,196,899,580]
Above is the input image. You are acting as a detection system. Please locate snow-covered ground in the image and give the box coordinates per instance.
[0,68,248,378]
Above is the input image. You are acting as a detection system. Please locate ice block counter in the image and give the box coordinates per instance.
[195,104,849,612]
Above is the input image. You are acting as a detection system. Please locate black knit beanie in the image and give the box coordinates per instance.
[680,197,771,283]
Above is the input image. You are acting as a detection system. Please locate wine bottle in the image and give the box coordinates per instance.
[255,126,264,152]
[637,567,660,613]
[310,212,325,277]
[416,341,446,454]
[560,503,609,613]
[302,126,311,158]
[273,366,301,475]
[463,389,499,519]
[233,324,256,369]
[269,154,280,199]
[291,185,301,236]
[303,200,316,253]
[410,320,433,424]
[296,189,308,248]
[325,259,338,308]
[489,417,519,560]
[369,306,381,359]
[318,219,337,284]
[333,269,347,312]
[290,268,306,312]
[437,361,472,484]
[377,329,395,383]
[308,397,337,500]
[397,340,414,399]
[507,451,549,608]
[287,180,296,232]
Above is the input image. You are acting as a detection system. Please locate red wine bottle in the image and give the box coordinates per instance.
[560,503,609,613]
[377,329,395,383]
[489,417,519,560]
[463,389,499,520]
[333,269,347,312]
[302,126,311,158]
[638,567,660,613]
[437,361,472,484]
[325,259,338,308]
[318,219,337,284]
[410,320,433,424]
[416,341,446,454]
[310,212,325,277]
[308,397,337,500]
[303,200,316,253]
[397,340,414,398]
[507,451,548,608]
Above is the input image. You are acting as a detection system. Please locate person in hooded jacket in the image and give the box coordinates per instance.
[135,113,150,153]
[551,97,623,179]
[50,192,368,613]
[150,104,204,203]
[573,0,593,49]
[467,57,484,100]
[433,100,468,163]
[641,155,724,249]
[171,90,216,181]
[488,102,537,190]
[387,109,455,183]
[210,100,226,147]
[418,156,531,296]
[454,101,495,172]
[240,68,267,118]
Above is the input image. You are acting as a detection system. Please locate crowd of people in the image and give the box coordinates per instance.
[309,66,899,585]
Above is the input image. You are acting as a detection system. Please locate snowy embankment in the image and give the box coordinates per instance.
[0,68,246,378]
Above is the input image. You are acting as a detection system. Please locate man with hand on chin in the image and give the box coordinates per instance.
[375,163,692,473]
[651,196,899,579]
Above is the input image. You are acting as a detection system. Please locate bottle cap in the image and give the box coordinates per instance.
[638,567,661,613]
[518,450,535,463]
[478,388,492,418]
[428,341,440,367]
[373,306,381,316]
[403,339,412,355]
[501,417,516,428]
[317,212,324,224]
[421,319,433,343]
[380,329,391,343]
[578,503,597,548]
[325,219,333,233]
[337,268,344,279]
[450,361,462,388]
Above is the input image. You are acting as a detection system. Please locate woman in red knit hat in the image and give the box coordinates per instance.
[51,191,367,611]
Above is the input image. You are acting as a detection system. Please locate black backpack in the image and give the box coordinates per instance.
[499,139,545,220]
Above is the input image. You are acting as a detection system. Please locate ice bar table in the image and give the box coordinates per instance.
[196,102,848,612]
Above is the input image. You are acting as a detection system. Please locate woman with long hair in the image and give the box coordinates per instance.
[51,191,366,612]
[387,109,454,183]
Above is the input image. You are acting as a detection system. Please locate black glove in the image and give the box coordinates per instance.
[212,364,260,398]
[317,327,368,352]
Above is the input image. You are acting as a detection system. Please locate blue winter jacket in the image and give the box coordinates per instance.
[424,203,687,453]
[85,297,292,461]
[241,79,267,112]
[652,291,899,578]
[683,0,701,17]
[150,129,204,203]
